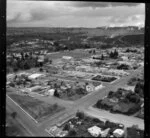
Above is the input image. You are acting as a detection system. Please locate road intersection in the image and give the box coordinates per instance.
[6,67,144,136]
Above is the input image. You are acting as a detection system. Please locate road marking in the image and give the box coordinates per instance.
[7,95,38,124]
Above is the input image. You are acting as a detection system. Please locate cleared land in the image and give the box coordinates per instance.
[8,94,65,122]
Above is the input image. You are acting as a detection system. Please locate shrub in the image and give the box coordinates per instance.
[76,88,86,95]
[108,91,114,98]
[39,68,43,72]
[126,127,144,138]
[92,118,101,123]
[63,123,70,131]
[134,82,144,97]
[9,82,15,87]
[76,112,85,120]
[68,129,77,136]
[11,112,17,119]
[54,90,59,97]
[105,120,118,128]
[95,100,102,108]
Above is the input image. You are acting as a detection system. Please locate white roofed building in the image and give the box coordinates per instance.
[113,129,124,137]
[62,56,73,60]
[28,73,44,79]
[88,126,102,137]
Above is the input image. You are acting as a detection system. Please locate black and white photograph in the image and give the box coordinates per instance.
[5,1,145,137]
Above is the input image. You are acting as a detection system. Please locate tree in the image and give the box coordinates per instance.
[11,112,17,119]
[24,61,30,70]
[92,118,101,123]
[68,129,77,136]
[54,89,59,97]
[109,50,118,59]
[54,41,59,47]
[63,123,70,131]
[49,59,52,64]
[76,88,86,95]
[39,68,43,72]
[134,82,144,97]
[76,111,84,119]
[9,82,15,87]
[53,103,58,110]
[101,54,104,60]
[96,100,102,108]
[108,91,114,98]
[25,53,29,58]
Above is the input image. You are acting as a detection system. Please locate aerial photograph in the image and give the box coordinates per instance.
[6,1,144,137]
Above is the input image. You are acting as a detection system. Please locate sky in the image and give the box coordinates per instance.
[7,0,145,28]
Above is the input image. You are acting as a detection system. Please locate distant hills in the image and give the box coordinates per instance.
[7,27,144,52]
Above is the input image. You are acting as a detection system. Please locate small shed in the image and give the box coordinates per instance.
[28,73,43,79]
[88,126,102,137]
[113,129,124,137]
[47,89,55,96]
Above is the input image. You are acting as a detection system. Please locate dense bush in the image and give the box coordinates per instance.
[76,88,86,95]
[134,81,144,97]
[109,49,119,59]
[108,91,114,98]
[117,64,130,70]
[105,120,119,129]
[126,93,140,103]
[68,129,77,136]
[54,90,60,97]
[76,112,85,120]
[9,82,15,87]
[63,123,70,131]
[92,118,101,123]
[95,100,102,108]
[127,126,144,138]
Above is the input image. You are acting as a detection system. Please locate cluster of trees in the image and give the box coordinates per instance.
[134,81,144,97]
[54,87,87,98]
[54,41,91,51]
[93,54,105,60]
[89,49,96,54]
[92,75,117,82]
[125,93,140,103]
[127,125,144,138]
[76,111,85,120]
[94,61,104,66]
[109,49,119,59]
[54,89,60,97]
[7,52,51,73]
[117,64,130,70]
[126,48,138,53]
[95,87,142,115]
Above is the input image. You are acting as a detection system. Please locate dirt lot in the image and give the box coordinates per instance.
[9,94,65,122]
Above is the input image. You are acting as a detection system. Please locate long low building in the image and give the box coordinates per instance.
[28,73,44,79]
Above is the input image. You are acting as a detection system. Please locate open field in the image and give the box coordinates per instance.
[6,110,29,136]
[8,94,65,122]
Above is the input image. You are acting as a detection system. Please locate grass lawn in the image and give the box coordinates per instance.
[9,94,65,122]
[60,93,86,101]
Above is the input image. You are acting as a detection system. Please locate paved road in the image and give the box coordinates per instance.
[84,107,144,130]
[6,67,144,136]
[40,68,144,131]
